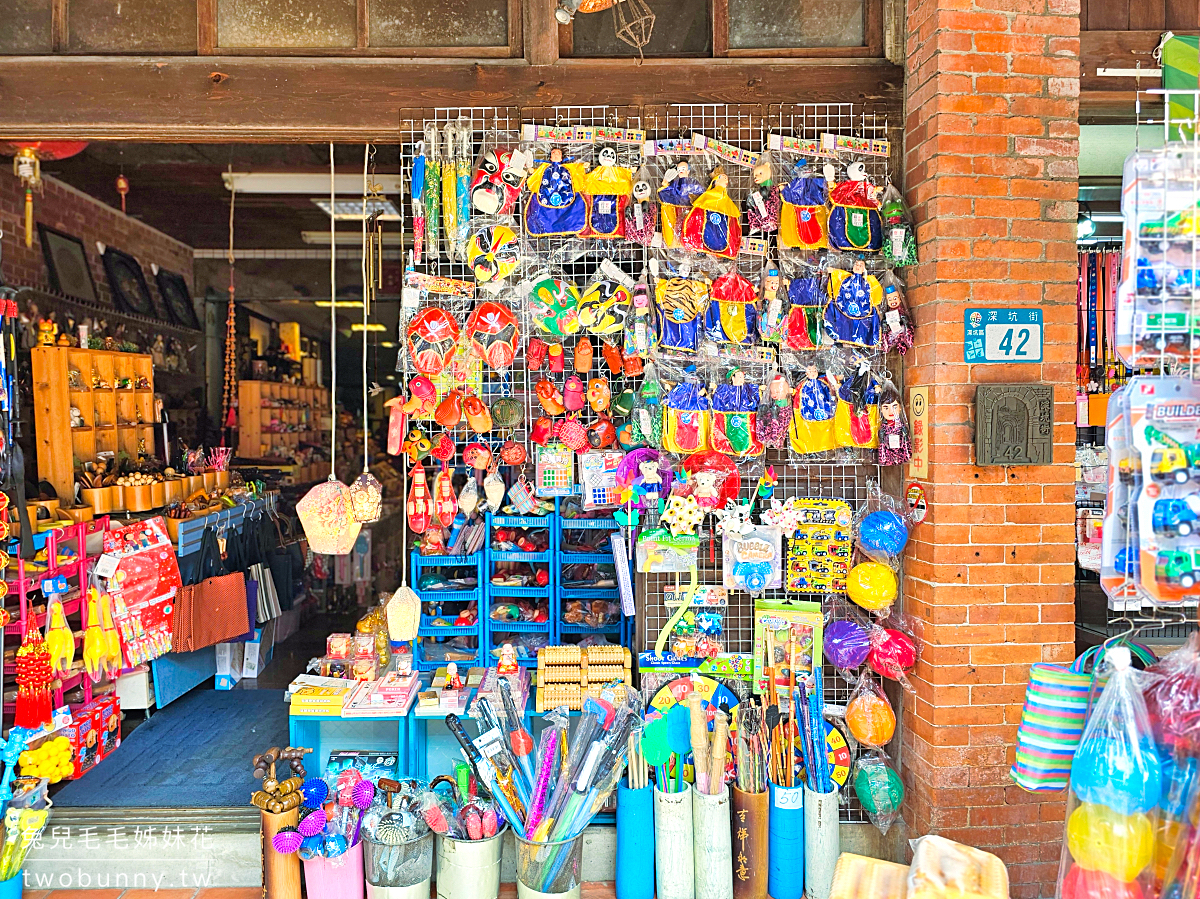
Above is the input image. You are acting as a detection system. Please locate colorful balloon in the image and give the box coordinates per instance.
[1061,864,1144,899]
[824,619,871,670]
[846,688,896,748]
[858,510,909,557]
[869,628,917,681]
[847,562,898,613]
[1066,802,1154,883]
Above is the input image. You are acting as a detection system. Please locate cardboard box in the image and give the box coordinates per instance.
[96,694,121,759]
[243,621,276,679]
[63,710,100,778]
[216,641,246,690]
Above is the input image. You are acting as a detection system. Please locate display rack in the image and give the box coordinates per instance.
[31,347,157,502]
[555,499,628,644]
[411,548,486,671]
[236,380,329,473]
[484,510,556,667]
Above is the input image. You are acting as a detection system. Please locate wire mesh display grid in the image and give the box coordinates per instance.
[396,104,896,822]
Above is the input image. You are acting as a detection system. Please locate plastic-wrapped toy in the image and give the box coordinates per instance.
[778,160,829,250]
[657,160,704,248]
[827,161,883,253]
[465,300,520,372]
[681,450,741,513]
[529,276,582,338]
[709,367,764,458]
[867,627,917,686]
[579,273,632,337]
[654,275,711,354]
[662,378,711,455]
[789,365,838,455]
[524,146,588,237]
[880,273,914,355]
[826,260,883,350]
[406,306,460,376]
[759,266,786,343]
[615,447,674,514]
[853,751,904,834]
[824,618,871,671]
[630,366,663,448]
[704,270,759,347]
[745,152,780,234]
[845,675,895,747]
[582,147,632,239]
[833,359,880,450]
[784,273,825,351]
[722,524,783,594]
[855,488,912,566]
[681,167,743,259]
[846,561,897,614]
[467,226,520,286]
[624,280,654,364]
[756,373,793,449]
[876,384,911,466]
[879,182,917,267]
[624,174,657,246]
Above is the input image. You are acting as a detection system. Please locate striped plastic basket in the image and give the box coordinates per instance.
[1011,642,1156,792]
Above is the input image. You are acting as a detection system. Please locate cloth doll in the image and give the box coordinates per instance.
[778,161,830,250]
[825,259,883,350]
[746,153,781,233]
[583,146,633,239]
[789,365,838,455]
[710,367,764,457]
[704,270,759,347]
[624,177,657,246]
[876,385,912,466]
[657,161,704,248]
[880,280,915,355]
[681,167,743,259]
[524,146,588,237]
[784,274,825,351]
[833,359,880,449]
[756,374,793,449]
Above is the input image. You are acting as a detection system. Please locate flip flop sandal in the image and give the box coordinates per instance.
[407,466,432,533]
[435,389,464,428]
[574,338,593,373]
[602,340,624,375]
[433,463,457,528]
[463,394,493,434]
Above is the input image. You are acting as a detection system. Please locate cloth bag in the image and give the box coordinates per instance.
[172,526,250,653]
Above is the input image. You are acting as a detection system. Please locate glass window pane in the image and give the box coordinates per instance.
[729,0,864,49]
[371,0,508,47]
[69,0,197,52]
[0,0,52,54]
[217,0,356,48]
[571,0,709,57]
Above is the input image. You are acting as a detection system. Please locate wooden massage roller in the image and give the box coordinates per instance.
[251,745,313,813]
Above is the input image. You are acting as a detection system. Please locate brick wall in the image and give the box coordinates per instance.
[0,171,194,311]
[902,0,1079,895]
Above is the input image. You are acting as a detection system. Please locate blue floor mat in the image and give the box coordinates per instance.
[53,688,289,807]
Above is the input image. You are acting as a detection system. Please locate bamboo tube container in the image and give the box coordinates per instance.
[261,808,301,899]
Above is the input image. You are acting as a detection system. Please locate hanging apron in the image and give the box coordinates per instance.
[784,275,825,351]
[827,180,883,252]
[789,376,837,454]
[710,382,764,458]
[705,270,759,346]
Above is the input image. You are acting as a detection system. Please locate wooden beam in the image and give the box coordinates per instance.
[1080,30,1166,95]
[0,56,902,141]
[51,0,68,52]
[197,0,216,54]
[524,0,558,65]
[711,0,729,58]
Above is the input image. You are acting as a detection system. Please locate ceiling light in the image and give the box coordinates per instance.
[312,198,401,220]
[315,301,364,308]
[302,230,405,246]
[222,172,402,194]
[351,323,388,332]
[1077,202,1096,240]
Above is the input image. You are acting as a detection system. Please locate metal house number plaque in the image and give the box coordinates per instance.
[975,383,1053,466]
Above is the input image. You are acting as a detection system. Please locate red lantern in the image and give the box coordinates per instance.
[0,142,88,246]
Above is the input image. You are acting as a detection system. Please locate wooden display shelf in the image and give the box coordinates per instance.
[32,347,156,502]
[237,380,328,459]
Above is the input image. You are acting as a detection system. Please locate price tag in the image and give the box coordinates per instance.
[402,287,421,309]
[889,434,901,449]
[94,554,120,579]
[634,205,644,230]
[774,787,804,809]
[750,193,767,215]
[886,310,901,334]
[597,200,613,215]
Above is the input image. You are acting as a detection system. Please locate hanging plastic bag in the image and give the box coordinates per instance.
[709,367,764,458]
[788,364,837,456]
[755,372,793,450]
[845,674,896,748]
[879,271,915,355]
[661,378,711,455]
[581,145,633,239]
[778,159,830,250]
[745,152,781,234]
[523,145,589,238]
[833,357,880,451]
[879,181,917,267]
[825,259,883,351]
[866,625,918,690]
[657,157,706,248]
[1057,646,1162,898]
[876,381,911,466]
[704,269,759,347]
[853,482,913,568]
[624,169,658,246]
[853,751,904,834]
[654,272,711,355]
[759,264,787,344]
[827,159,883,253]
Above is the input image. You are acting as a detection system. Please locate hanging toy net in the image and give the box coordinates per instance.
[612,0,655,57]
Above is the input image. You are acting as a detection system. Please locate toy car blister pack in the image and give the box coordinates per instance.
[778,498,853,593]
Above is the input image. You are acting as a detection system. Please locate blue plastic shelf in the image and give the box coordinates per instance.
[416,587,483,605]
[489,584,551,598]
[412,552,483,568]
[486,620,551,633]
[559,622,622,634]
[559,518,620,530]
[490,550,553,563]
[560,586,620,599]
[559,551,617,565]
[492,515,555,527]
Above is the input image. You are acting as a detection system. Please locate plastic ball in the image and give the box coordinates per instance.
[847,563,898,613]
[297,807,327,837]
[846,691,896,747]
[1072,731,1162,817]
[352,779,376,809]
[1061,864,1144,899]
[869,629,918,681]
[298,834,323,861]
[859,511,909,558]
[824,619,871,670]
[1066,802,1154,883]
[854,763,904,818]
[300,777,329,806]
[272,826,303,854]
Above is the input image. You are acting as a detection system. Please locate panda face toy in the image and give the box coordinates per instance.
[632,180,652,202]
[596,146,618,167]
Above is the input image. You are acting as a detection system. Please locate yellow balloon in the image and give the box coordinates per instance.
[847,562,898,612]
[1067,802,1154,882]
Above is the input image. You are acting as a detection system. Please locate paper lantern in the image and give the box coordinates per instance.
[348,471,383,523]
[387,585,421,642]
[297,479,362,555]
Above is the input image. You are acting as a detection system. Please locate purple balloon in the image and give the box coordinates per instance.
[824,619,871,670]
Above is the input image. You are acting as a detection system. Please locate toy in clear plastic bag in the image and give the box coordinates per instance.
[709,367,764,458]
[759,265,786,343]
[853,750,904,835]
[879,182,917,267]
[778,159,829,250]
[745,152,780,234]
[722,524,782,595]
[615,447,674,512]
[654,273,711,355]
[880,271,915,356]
[867,625,917,689]
[661,376,711,455]
[1145,633,1200,757]
[756,373,793,450]
[789,364,838,455]
[528,274,583,339]
[827,160,883,253]
[704,269,759,347]
[681,166,743,259]
[624,172,657,246]
[1058,647,1162,897]
[783,268,825,352]
[824,616,871,671]
[1099,387,1140,605]
[624,279,655,361]
[630,362,663,448]
[847,561,897,615]
[876,382,911,466]
[826,259,883,351]
[845,674,896,748]
[524,145,588,237]
[470,143,528,217]
[833,358,880,450]
[853,483,913,567]
[582,146,633,239]
[657,158,705,248]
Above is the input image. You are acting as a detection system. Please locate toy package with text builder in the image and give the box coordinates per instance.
[1115,377,1200,606]
[1100,386,1142,610]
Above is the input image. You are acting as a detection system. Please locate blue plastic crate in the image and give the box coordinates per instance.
[559,518,620,530]
[560,586,620,599]
[558,551,616,565]
[487,620,551,633]
[416,587,483,606]
[559,622,623,634]
[492,515,555,528]
[490,550,553,563]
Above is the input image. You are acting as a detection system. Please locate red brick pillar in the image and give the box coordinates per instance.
[900,0,1079,895]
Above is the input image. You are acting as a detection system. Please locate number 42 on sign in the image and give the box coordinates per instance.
[963,308,1043,364]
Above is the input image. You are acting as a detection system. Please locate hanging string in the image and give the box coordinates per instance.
[329,143,338,482]
[362,144,371,476]
[222,164,238,433]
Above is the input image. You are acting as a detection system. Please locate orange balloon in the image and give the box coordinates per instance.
[846,690,896,747]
